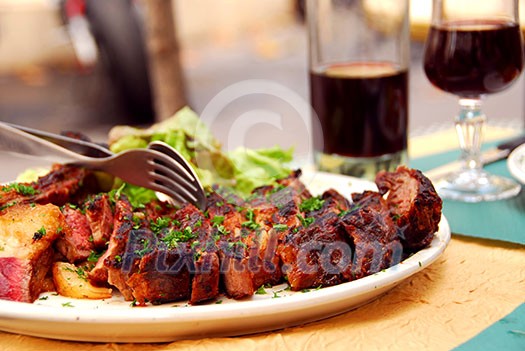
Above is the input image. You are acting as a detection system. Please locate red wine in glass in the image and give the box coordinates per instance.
[423,16,524,202]
[424,19,523,97]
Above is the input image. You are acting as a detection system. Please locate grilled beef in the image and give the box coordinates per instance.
[101,196,136,300]
[341,191,403,280]
[55,206,94,263]
[0,165,97,210]
[278,189,353,290]
[207,191,255,299]
[84,193,114,249]
[124,203,220,305]
[0,204,66,302]
[375,166,442,251]
[0,164,442,305]
[170,204,220,304]
[244,195,283,290]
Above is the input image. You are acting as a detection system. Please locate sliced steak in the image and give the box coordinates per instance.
[341,191,403,280]
[375,166,443,251]
[126,203,220,305]
[0,165,97,210]
[89,196,136,299]
[279,190,353,290]
[207,191,254,300]
[84,193,114,248]
[0,203,65,302]
[125,227,191,305]
[55,206,94,263]
[172,204,220,304]
[244,197,283,290]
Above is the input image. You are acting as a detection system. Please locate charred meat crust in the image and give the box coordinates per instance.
[375,166,443,251]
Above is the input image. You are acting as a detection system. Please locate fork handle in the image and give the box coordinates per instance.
[0,122,90,164]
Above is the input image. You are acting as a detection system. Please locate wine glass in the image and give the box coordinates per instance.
[423,0,524,202]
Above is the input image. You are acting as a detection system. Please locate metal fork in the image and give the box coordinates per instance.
[0,123,207,210]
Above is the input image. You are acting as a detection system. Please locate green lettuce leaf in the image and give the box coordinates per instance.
[228,146,294,196]
[107,106,293,203]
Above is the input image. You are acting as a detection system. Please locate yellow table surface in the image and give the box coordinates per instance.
[1,127,524,351]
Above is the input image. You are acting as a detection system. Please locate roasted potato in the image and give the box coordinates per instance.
[52,262,112,299]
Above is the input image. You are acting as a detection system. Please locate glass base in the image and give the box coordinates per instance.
[434,169,522,202]
[315,149,407,180]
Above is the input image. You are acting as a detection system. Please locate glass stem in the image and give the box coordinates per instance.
[455,98,486,173]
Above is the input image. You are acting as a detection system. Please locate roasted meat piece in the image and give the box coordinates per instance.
[375,166,442,251]
[125,203,220,305]
[244,195,283,290]
[341,191,403,279]
[0,203,66,302]
[278,189,353,290]
[126,253,191,305]
[101,196,136,300]
[55,205,94,263]
[171,203,220,304]
[84,193,114,248]
[207,190,255,299]
[124,226,191,305]
[0,165,97,210]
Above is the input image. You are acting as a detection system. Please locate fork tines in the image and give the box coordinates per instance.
[146,142,207,210]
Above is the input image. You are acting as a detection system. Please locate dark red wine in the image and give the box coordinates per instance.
[424,20,523,97]
[310,62,408,158]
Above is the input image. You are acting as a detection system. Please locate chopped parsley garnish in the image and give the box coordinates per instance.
[61,302,74,308]
[190,240,200,249]
[63,265,88,281]
[2,183,37,196]
[134,238,152,257]
[211,215,225,226]
[242,209,260,230]
[255,286,267,295]
[296,214,314,227]
[272,223,288,232]
[160,226,197,249]
[132,214,143,230]
[87,250,102,262]
[32,226,47,241]
[150,216,171,233]
[0,201,17,212]
[227,240,247,251]
[339,204,361,217]
[299,196,325,213]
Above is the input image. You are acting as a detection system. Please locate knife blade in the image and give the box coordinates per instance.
[3,122,113,158]
[424,134,525,181]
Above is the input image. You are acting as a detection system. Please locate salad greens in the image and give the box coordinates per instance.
[108,107,293,203]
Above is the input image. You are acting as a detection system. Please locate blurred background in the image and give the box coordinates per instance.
[0,0,523,146]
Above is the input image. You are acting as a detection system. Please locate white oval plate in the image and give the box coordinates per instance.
[508,143,525,184]
[0,171,450,343]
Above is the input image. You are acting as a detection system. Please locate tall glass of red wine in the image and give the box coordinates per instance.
[424,0,524,202]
